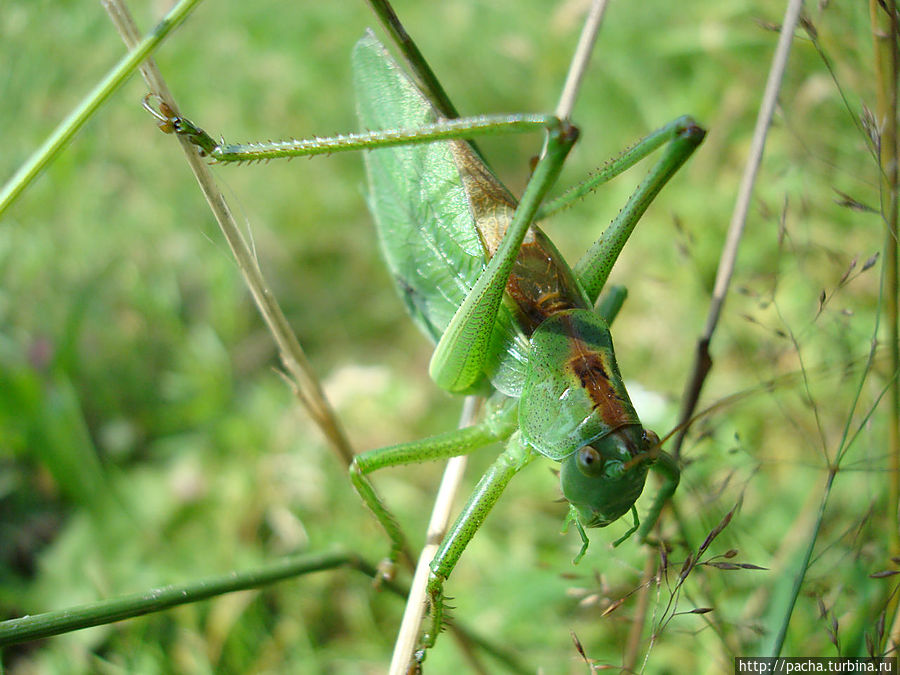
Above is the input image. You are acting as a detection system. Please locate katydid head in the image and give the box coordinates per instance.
[518,308,666,535]
[560,426,660,528]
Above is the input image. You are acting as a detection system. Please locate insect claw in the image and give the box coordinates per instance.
[413,648,427,669]
[373,557,396,588]
[142,93,177,134]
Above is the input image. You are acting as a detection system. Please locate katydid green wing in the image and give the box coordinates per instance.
[352,31,530,395]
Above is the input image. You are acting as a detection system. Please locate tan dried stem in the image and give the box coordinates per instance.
[671,0,804,461]
[100,0,355,468]
[555,0,610,122]
[389,398,481,675]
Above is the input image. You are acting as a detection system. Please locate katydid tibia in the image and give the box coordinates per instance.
[147,23,704,661]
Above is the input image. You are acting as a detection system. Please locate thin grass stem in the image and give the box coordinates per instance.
[0,552,381,647]
[0,0,203,217]
[389,397,479,675]
[671,0,805,461]
[870,0,900,556]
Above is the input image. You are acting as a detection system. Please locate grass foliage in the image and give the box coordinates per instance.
[0,0,894,672]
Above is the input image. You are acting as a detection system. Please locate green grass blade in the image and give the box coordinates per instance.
[0,552,373,647]
[0,0,203,217]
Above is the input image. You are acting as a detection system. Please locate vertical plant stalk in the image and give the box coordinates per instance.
[870,0,900,556]
[624,552,657,671]
[360,2,484,669]
[106,4,510,671]
[538,0,608,161]
[389,398,480,675]
[871,0,900,654]
[554,0,609,122]
[670,0,804,461]
[359,3,495,670]
[101,0,355,468]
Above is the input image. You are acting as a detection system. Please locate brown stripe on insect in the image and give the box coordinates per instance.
[562,314,633,430]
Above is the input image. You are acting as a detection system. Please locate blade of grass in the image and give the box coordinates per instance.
[765,370,895,656]
[0,552,384,647]
[869,0,900,557]
[0,0,203,217]
[871,0,900,652]
[762,261,896,658]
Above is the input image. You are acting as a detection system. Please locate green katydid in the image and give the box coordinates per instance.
[146,7,704,661]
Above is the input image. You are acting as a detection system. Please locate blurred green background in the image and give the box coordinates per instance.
[0,0,892,673]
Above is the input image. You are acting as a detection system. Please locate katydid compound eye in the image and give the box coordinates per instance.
[576,446,605,476]
[643,429,660,449]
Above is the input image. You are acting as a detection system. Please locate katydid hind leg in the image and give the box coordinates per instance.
[429,122,579,392]
[573,117,706,305]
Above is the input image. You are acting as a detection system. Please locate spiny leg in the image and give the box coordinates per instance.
[638,450,680,541]
[350,413,515,579]
[417,432,536,659]
[148,89,580,397]
[429,121,579,392]
[143,95,553,162]
[571,116,706,305]
[537,116,698,219]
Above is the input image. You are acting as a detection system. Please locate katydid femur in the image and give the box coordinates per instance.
[147,23,703,662]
